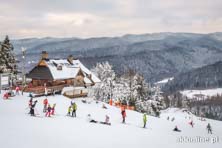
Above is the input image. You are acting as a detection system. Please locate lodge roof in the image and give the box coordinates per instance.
[27,57,101,84]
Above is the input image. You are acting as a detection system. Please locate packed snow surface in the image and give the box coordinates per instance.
[181,88,222,99]
[0,91,221,148]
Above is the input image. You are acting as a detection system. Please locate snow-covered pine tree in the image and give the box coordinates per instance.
[119,70,150,106]
[90,62,116,102]
[0,35,17,74]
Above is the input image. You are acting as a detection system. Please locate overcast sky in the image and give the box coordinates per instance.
[0,0,222,39]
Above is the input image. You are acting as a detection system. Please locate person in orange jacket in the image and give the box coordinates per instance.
[109,99,113,106]
[121,107,126,123]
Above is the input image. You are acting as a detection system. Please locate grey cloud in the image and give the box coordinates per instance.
[0,0,222,39]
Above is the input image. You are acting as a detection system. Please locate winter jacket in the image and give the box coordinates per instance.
[122,110,126,118]
[47,106,51,112]
[143,114,147,123]
[68,106,72,112]
[43,99,48,105]
[72,103,77,111]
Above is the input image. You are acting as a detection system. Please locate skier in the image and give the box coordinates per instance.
[171,117,175,122]
[15,86,20,95]
[43,98,48,113]
[173,126,181,132]
[189,120,194,128]
[102,104,107,109]
[3,92,9,100]
[121,107,126,123]
[51,104,56,115]
[206,123,212,134]
[143,113,147,128]
[167,116,170,120]
[29,92,33,98]
[87,114,97,123]
[29,98,33,108]
[45,104,51,117]
[109,99,113,106]
[28,98,33,114]
[100,115,111,125]
[67,105,72,116]
[72,102,77,117]
[30,100,38,116]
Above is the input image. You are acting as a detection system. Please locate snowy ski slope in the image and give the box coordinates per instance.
[0,91,221,148]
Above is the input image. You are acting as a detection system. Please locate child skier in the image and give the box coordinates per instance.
[29,92,33,98]
[173,126,181,132]
[67,105,72,116]
[51,104,56,115]
[43,98,48,113]
[87,114,97,123]
[189,120,194,128]
[28,98,33,114]
[143,113,147,128]
[30,100,38,116]
[109,99,113,106]
[3,92,9,100]
[121,107,126,123]
[45,104,52,117]
[72,102,77,117]
[102,104,107,109]
[207,123,212,134]
[15,86,20,95]
[100,115,111,125]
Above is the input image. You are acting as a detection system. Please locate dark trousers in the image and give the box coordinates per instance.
[122,117,125,123]
[72,110,76,117]
[208,129,212,134]
[30,108,34,116]
[143,122,146,128]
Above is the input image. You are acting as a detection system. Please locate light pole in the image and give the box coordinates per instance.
[21,47,26,89]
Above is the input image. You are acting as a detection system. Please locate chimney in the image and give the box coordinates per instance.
[41,51,48,60]
[67,55,74,64]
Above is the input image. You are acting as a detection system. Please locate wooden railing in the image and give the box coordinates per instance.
[25,84,69,94]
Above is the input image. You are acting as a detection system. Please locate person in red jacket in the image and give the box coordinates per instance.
[3,92,9,100]
[121,108,126,123]
[15,86,20,95]
[43,98,48,113]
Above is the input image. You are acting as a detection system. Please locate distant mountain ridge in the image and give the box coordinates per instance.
[12,32,222,82]
[163,61,222,93]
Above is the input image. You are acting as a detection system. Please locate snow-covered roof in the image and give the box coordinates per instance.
[72,59,101,83]
[46,59,80,80]
[43,59,100,83]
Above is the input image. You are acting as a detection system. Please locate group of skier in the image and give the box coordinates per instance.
[67,101,77,117]
[42,98,56,117]
[25,95,213,133]
[28,97,56,117]
[167,116,213,134]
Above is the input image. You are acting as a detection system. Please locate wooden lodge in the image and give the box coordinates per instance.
[26,51,100,97]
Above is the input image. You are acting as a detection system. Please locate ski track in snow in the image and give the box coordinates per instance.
[0,91,222,148]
